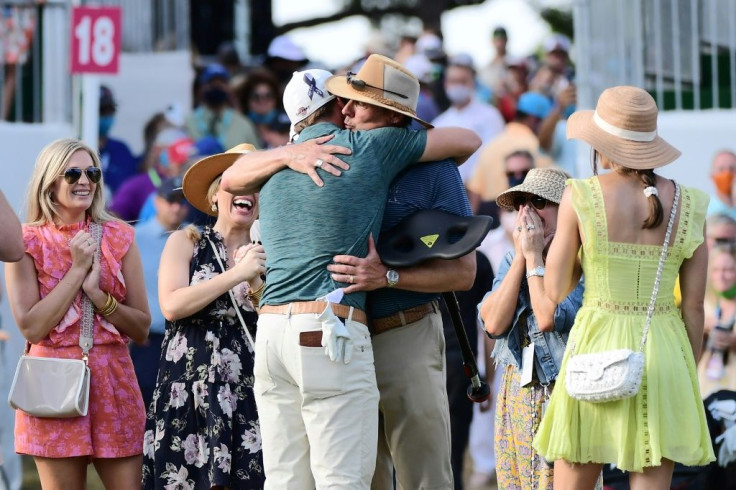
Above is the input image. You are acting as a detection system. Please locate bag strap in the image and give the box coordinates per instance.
[207,238,256,352]
[568,181,680,357]
[79,222,102,360]
[639,181,680,352]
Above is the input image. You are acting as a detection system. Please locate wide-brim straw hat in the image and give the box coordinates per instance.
[182,143,256,216]
[496,167,571,211]
[567,85,680,169]
[325,54,433,128]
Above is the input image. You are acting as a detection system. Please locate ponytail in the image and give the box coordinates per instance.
[638,169,663,229]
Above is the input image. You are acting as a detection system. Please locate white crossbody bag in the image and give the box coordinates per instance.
[7,222,102,417]
[565,183,679,403]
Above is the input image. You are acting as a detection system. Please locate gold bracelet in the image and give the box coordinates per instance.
[98,295,118,317]
[247,281,266,307]
[94,292,113,314]
[102,298,118,317]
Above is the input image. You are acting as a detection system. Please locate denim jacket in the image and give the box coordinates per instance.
[477,251,584,385]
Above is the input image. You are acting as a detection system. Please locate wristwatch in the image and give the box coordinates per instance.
[526,266,545,279]
[386,268,400,288]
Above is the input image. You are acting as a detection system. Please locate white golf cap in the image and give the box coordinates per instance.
[283,69,336,139]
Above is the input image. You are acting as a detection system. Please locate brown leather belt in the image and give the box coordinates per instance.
[371,301,438,336]
[260,301,367,325]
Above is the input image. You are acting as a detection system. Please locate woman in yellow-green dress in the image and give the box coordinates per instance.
[533,86,714,490]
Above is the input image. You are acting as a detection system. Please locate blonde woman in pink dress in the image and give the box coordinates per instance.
[5,139,150,489]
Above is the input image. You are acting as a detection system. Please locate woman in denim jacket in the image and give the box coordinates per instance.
[478,167,583,489]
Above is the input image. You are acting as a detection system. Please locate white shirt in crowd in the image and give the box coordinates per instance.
[432,98,505,183]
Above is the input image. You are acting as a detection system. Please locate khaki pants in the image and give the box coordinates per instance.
[371,311,453,490]
[254,309,379,490]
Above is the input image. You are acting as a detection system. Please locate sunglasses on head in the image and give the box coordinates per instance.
[512,194,549,211]
[63,167,102,184]
[346,72,408,100]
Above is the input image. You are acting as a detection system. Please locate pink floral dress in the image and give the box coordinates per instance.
[15,219,145,458]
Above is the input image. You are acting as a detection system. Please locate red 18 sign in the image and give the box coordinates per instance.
[70,7,121,74]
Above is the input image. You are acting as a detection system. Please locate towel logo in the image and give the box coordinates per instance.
[420,234,439,248]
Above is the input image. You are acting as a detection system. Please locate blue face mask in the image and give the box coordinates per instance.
[99,115,115,137]
[248,109,278,125]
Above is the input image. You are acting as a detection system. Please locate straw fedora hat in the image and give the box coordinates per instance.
[182,143,256,216]
[567,85,680,169]
[496,167,571,211]
[325,54,433,128]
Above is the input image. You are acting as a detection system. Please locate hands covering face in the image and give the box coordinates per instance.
[516,205,546,261]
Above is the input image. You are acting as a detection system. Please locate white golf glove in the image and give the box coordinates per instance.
[317,303,353,364]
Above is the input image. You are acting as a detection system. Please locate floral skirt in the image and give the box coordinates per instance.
[142,321,264,489]
[495,365,554,490]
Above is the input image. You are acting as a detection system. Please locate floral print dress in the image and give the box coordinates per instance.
[142,228,264,489]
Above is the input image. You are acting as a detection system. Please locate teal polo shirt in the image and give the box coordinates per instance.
[259,123,427,310]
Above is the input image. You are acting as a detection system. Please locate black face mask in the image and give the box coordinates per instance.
[203,87,228,107]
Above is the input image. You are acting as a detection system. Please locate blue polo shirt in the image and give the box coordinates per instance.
[259,123,427,310]
[134,218,174,334]
[368,159,472,318]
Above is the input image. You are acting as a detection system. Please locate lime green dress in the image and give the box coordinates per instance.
[533,177,715,472]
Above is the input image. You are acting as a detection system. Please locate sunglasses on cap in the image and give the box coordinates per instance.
[346,72,408,100]
[512,194,549,211]
[63,167,102,184]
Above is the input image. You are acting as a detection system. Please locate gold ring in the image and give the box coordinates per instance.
[349,275,354,283]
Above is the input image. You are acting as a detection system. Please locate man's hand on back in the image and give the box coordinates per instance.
[284,135,352,187]
[328,235,388,294]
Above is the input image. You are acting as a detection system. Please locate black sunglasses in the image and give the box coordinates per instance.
[713,237,736,246]
[346,72,408,100]
[512,195,549,211]
[63,167,102,184]
[506,169,530,180]
[250,91,274,101]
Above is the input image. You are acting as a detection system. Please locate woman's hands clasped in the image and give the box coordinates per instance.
[70,229,96,272]
[233,243,266,283]
[518,205,546,262]
[70,229,104,300]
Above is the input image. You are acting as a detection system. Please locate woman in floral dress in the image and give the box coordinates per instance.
[143,144,266,489]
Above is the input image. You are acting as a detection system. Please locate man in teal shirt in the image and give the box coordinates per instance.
[222,56,480,489]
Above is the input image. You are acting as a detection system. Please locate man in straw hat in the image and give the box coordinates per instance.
[326,67,478,488]
[478,166,584,490]
[221,57,481,489]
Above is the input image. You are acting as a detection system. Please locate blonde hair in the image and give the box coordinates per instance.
[706,246,736,306]
[293,100,336,135]
[25,138,118,226]
[184,175,223,243]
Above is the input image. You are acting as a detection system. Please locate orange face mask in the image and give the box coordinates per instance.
[713,170,735,195]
